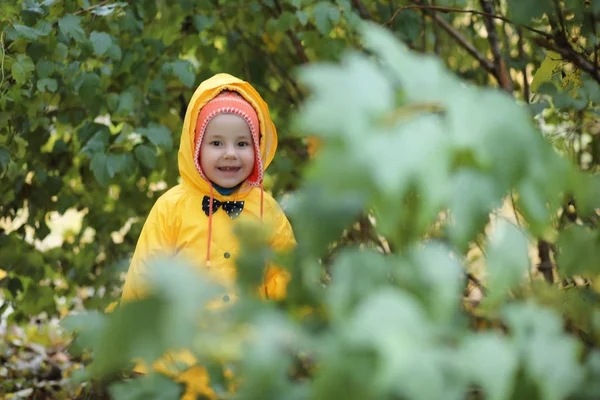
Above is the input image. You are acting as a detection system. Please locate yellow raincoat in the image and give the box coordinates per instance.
[120,73,296,398]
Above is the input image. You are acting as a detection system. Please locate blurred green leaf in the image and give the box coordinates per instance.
[556,226,600,276]
[11,54,35,85]
[58,14,86,42]
[0,146,10,172]
[506,0,553,24]
[503,303,584,400]
[172,60,195,88]
[134,144,158,169]
[36,78,57,92]
[138,123,172,149]
[486,220,530,300]
[461,333,518,400]
[109,373,182,400]
[13,24,44,40]
[90,31,113,56]
[90,152,110,186]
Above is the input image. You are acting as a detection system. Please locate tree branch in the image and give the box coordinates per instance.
[552,0,568,35]
[429,12,496,76]
[518,28,530,101]
[535,37,600,85]
[73,0,112,15]
[270,0,310,64]
[384,4,551,38]
[537,239,554,283]
[479,0,513,92]
[351,0,372,20]
[432,0,441,54]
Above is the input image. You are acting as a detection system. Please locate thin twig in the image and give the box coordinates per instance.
[0,8,15,28]
[384,4,551,38]
[510,193,523,228]
[479,0,513,92]
[552,0,568,35]
[431,0,440,54]
[351,0,372,20]
[73,0,112,16]
[0,32,5,89]
[517,27,530,101]
[537,239,554,283]
[430,12,496,75]
[466,273,487,295]
[420,8,427,51]
[591,10,599,70]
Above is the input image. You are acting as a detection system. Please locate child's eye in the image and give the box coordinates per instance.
[210,141,222,146]
[237,141,250,147]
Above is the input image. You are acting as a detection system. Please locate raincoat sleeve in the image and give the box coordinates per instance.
[261,200,296,301]
[121,198,176,302]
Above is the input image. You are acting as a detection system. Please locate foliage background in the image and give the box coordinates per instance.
[1,0,600,398]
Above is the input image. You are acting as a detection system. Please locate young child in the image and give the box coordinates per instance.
[121,73,296,304]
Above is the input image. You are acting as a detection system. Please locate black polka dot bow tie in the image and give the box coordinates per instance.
[202,196,244,219]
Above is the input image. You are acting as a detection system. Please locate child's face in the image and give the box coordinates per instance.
[200,113,255,188]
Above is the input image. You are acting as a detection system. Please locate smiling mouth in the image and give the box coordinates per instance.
[218,167,241,172]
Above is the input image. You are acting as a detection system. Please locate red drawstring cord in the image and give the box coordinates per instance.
[206,185,214,267]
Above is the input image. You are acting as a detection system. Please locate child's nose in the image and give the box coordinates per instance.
[223,146,238,159]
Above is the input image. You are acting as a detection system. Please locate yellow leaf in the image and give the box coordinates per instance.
[0,269,6,280]
[104,301,119,313]
[531,50,563,93]
[306,136,321,159]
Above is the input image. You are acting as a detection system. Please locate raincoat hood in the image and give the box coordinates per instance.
[178,73,278,198]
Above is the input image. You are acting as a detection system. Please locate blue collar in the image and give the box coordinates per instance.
[211,182,241,196]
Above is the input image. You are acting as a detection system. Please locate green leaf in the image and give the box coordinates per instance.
[448,171,501,249]
[278,11,298,30]
[79,72,102,102]
[34,20,53,36]
[13,24,44,40]
[327,250,391,321]
[53,43,68,59]
[58,14,86,42]
[90,152,110,186]
[13,136,28,159]
[36,78,58,93]
[312,2,333,35]
[503,304,584,400]
[486,220,530,299]
[107,44,122,60]
[109,373,182,400]
[11,54,35,85]
[138,123,172,149]
[106,154,129,178]
[296,10,309,26]
[407,243,464,323]
[506,0,553,24]
[329,5,341,23]
[90,31,113,56]
[0,146,10,172]
[556,225,600,275]
[134,144,157,169]
[81,130,110,156]
[193,15,215,31]
[87,261,218,376]
[117,91,135,115]
[462,333,518,400]
[172,60,195,87]
[36,60,54,78]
